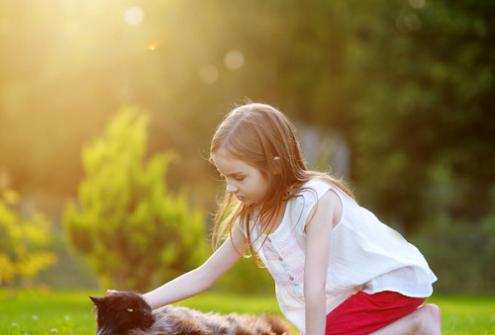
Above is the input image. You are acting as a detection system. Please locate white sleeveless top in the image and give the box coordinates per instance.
[240,177,438,333]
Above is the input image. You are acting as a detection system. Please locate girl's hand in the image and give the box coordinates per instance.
[105,289,120,295]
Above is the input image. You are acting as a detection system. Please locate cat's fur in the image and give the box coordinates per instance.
[90,291,292,335]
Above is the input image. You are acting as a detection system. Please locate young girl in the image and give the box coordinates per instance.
[108,103,441,335]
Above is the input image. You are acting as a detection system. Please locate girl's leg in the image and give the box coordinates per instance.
[369,304,442,335]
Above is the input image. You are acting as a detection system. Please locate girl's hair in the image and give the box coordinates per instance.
[208,102,354,262]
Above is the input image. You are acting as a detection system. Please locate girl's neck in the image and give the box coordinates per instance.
[258,200,287,234]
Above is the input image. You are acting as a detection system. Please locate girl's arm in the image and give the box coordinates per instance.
[142,222,248,309]
[304,189,341,335]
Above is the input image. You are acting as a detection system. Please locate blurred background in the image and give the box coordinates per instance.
[1,0,494,297]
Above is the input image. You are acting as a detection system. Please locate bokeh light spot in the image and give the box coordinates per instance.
[124,7,144,26]
[408,0,425,9]
[224,50,245,70]
[199,65,219,84]
[396,12,422,32]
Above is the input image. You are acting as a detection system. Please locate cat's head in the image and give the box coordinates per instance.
[90,291,154,335]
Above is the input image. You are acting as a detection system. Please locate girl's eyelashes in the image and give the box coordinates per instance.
[218,174,245,181]
[226,177,244,182]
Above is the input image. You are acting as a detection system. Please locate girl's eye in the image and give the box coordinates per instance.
[235,176,245,181]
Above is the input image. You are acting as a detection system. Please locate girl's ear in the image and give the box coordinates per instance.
[272,156,282,175]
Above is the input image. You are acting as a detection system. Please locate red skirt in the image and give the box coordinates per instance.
[324,290,426,335]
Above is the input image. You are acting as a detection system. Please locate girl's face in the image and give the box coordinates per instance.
[211,149,270,206]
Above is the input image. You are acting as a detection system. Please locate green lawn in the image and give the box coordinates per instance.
[1,289,494,335]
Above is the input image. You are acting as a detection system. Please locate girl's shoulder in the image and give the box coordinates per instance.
[293,176,335,199]
[281,177,338,236]
[295,176,355,205]
[288,177,337,215]
[289,176,351,222]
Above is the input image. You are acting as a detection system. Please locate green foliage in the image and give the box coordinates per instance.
[412,202,495,294]
[410,161,495,293]
[35,231,99,290]
[0,190,56,286]
[413,218,494,294]
[215,257,274,295]
[63,107,207,291]
[346,0,495,233]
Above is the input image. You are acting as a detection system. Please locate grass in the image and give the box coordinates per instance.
[0,289,494,335]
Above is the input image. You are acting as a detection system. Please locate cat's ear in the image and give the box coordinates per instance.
[90,296,106,306]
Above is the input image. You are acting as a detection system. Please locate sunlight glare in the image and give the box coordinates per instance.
[147,41,159,51]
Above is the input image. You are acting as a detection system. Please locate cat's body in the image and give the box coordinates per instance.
[90,291,292,335]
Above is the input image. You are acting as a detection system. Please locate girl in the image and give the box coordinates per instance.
[108,103,441,335]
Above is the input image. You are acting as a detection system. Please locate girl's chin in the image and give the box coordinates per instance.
[237,195,249,203]
[238,197,254,205]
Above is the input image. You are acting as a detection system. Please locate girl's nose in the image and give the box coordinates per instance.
[226,183,238,193]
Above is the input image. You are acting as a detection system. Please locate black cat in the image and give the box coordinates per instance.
[90,291,292,335]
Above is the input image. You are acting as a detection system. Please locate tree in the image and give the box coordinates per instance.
[0,190,56,286]
[346,0,495,232]
[63,106,207,291]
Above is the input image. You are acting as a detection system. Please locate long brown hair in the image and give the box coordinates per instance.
[208,103,354,263]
